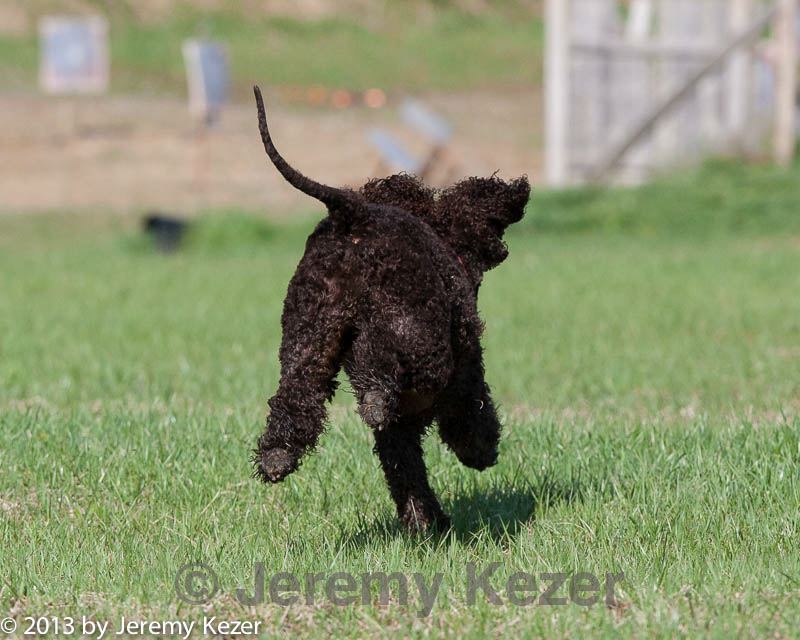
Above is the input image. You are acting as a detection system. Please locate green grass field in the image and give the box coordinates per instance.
[2,162,800,637]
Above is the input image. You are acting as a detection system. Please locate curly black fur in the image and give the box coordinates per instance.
[252,86,530,532]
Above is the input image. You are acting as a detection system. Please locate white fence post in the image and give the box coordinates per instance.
[773,0,798,166]
[570,0,619,180]
[697,0,728,148]
[626,0,653,42]
[621,0,654,182]
[656,0,692,163]
[545,0,570,185]
[726,0,754,138]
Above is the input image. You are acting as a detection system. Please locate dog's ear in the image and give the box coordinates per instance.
[499,176,530,225]
[439,175,530,227]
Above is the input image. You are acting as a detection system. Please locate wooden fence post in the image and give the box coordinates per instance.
[773,0,798,166]
[617,0,654,182]
[697,0,728,147]
[570,0,618,180]
[656,0,696,163]
[726,0,753,137]
[545,0,570,185]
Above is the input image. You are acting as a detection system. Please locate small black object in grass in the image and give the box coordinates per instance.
[143,213,189,253]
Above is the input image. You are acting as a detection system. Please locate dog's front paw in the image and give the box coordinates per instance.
[456,446,498,472]
[255,447,298,483]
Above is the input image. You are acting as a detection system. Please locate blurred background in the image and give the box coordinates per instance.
[2,0,797,217]
[0,0,542,216]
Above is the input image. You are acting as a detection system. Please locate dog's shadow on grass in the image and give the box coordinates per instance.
[339,475,585,548]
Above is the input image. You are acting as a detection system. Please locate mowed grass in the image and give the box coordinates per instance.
[0,6,542,94]
[2,162,800,637]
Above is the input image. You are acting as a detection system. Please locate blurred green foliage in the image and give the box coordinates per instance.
[0,4,543,93]
[526,159,800,236]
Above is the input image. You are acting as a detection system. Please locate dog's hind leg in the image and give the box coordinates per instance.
[436,347,501,472]
[344,325,405,431]
[255,271,352,484]
[373,416,450,532]
[347,312,452,432]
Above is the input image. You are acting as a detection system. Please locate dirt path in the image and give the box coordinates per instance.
[0,88,541,215]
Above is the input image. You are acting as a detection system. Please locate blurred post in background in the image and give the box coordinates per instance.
[182,39,230,194]
[726,0,753,137]
[182,39,229,127]
[545,0,570,186]
[773,0,798,165]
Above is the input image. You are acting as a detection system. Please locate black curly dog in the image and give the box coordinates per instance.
[252,86,530,532]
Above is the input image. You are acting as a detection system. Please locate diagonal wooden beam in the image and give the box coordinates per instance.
[589,4,779,184]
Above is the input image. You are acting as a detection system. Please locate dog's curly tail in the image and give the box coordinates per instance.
[254,85,362,214]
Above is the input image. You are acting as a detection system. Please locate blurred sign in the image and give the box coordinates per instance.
[400,100,453,145]
[368,100,455,180]
[39,16,109,94]
[368,129,422,174]
[182,39,229,124]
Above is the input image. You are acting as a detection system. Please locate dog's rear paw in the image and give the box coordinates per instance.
[255,447,297,483]
[399,499,452,534]
[359,391,388,428]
